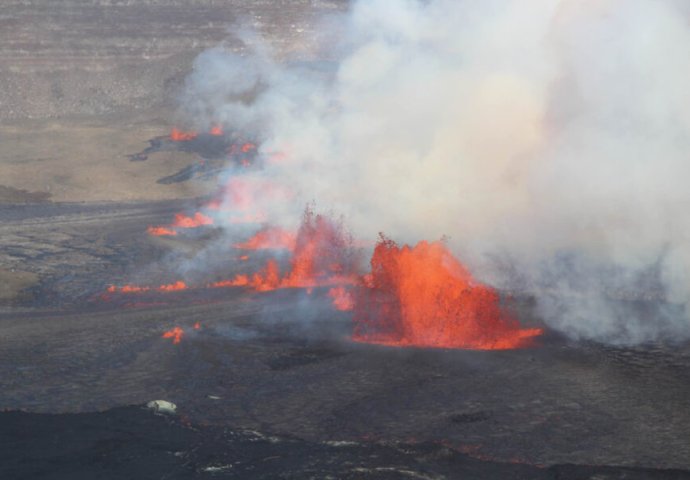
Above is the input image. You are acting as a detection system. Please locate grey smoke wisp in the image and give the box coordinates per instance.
[178,0,690,345]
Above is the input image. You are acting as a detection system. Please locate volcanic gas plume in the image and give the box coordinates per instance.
[171,0,690,346]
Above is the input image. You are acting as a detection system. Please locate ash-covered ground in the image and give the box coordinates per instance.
[2,2,690,479]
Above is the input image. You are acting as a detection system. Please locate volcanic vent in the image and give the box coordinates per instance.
[353,237,542,350]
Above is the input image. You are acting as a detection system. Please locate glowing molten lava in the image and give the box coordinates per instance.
[158,281,187,292]
[163,326,184,344]
[172,212,213,228]
[107,285,150,294]
[107,281,187,294]
[234,226,296,251]
[213,208,358,293]
[147,212,213,237]
[170,128,198,142]
[353,237,542,350]
[329,286,354,311]
[280,209,357,289]
[147,226,178,237]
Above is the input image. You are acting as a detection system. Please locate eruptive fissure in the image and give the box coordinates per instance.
[211,207,359,293]
[148,212,214,237]
[352,237,543,350]
[107,281,187,294]
[110,174,542,349]
[113,112,547,350]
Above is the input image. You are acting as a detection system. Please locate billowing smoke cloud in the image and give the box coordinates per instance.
[179,0,690,344]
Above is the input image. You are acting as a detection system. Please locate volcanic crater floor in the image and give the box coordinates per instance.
[2,200,690,479]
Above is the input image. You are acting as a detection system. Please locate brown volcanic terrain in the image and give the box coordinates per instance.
[1,2,690,479]
[0,0,342,121]
[0,0,344,203]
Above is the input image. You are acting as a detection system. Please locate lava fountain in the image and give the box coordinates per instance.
[352,236,542,350]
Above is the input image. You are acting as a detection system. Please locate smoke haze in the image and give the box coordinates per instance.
[179,0,690,344]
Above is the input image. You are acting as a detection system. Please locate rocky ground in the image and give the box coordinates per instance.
[0,0,344,203]
[4,406,690,480]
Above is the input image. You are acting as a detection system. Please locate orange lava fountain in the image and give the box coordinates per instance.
[281,208,357,289]
[352,237,542,350]
[212,208,358,293]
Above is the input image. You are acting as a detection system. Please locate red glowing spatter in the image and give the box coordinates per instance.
[209,125,223,136]
[171,212,214,228]
[234,226,297,251]
[147,226,178,237]
[193,322,201,330]
[248,259,282,291]
[280,209,358,289]
[329,286,354,311]
[170,128,198,142]
[352,237,542,350]
[163,326,184,344]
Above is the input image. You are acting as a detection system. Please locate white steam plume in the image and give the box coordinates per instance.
[179,0,690,344]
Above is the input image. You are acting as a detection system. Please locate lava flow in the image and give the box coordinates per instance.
[170,128,197,141]
[147,226,177,237]
[108,281,188,294]
[148,212,214,236]
[352,237,542,350]
[171,212,213,228]
[162,326,184,344]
